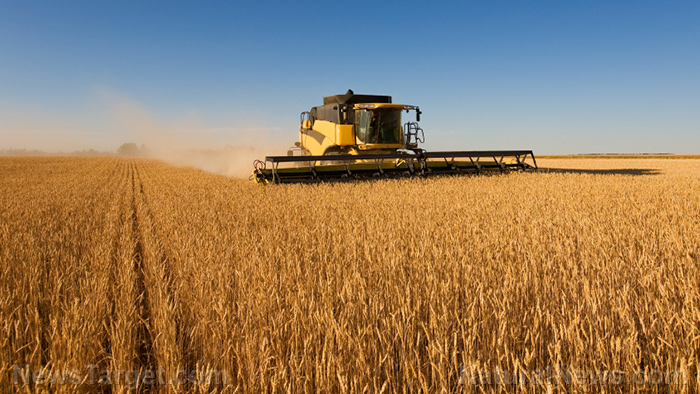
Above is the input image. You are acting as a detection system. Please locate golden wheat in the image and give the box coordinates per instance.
[1,156,698,393]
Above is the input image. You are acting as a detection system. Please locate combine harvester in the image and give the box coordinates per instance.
[253,90,537,184]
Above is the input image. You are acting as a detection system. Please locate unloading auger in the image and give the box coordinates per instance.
[253,90,537,184]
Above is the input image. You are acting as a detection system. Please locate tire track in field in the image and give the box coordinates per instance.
[130,161,157,392]
[131,160,192,390]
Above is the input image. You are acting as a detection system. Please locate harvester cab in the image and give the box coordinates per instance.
[291,90,422,157]
[253,90,537,184]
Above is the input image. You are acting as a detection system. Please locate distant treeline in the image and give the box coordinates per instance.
[0,143,148,157]
[577,153,674,156]
[0,148,115,157]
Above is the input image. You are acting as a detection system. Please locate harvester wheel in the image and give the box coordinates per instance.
[323,147,345,156]
[322,147,347,165]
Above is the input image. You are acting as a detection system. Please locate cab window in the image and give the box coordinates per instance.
[355,109,402,144]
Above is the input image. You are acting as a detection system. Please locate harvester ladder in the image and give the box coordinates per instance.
[404,122,425,145]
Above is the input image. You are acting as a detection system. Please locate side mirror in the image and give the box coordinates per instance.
[416,109,422,122]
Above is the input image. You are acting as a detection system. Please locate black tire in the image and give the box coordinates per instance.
[322,147,348,165]
[323,146,345,156]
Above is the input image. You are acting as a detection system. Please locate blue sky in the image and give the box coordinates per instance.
[1,0,699,154]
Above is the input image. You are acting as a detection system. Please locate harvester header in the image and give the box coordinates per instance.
[253,90,536,184]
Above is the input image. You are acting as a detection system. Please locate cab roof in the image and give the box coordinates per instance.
[323,89,392,105]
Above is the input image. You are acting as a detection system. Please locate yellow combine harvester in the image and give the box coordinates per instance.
[253,90,537,184]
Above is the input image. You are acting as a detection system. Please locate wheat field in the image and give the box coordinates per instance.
[1,156,698,393]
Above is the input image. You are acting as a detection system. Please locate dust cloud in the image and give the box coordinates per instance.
[101,89,289,178]
[144,145,284,179]
[0,89,292,178]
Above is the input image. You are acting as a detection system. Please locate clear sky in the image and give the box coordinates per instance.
[1,0,699,154]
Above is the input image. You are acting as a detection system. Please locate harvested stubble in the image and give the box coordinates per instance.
[1,157,698,393]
